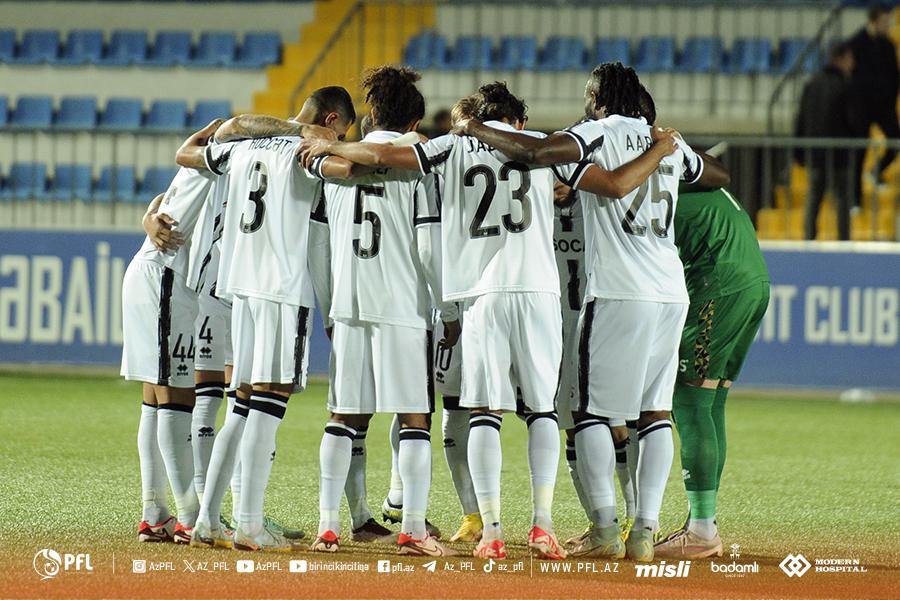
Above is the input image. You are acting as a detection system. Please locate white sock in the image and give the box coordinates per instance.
[526,414,559,531]
[399,427,431,540]
[573,417,617,528]
[230,392,242,525]
[387,415,403,507]
[635,419,674,532]
[614,435,636,519]
[468,413,503,541]
[319,421,356,536]
[138,403,169,524]
[626,423,639,516]
[345,424,372,529]
[197,393,247,528]
[237,391,288,537]
[565,439,592,523]
[157,404,200,527]
[192,381,224,499]
[442,407,478,515]
[688,517,718,539]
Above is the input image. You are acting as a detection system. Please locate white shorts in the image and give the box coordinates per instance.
[194,290,233,372]
[577,298,688,421]
[460,292,562,414]
[433,312,462,399]
[230,295,311,392]
[556,311,581,430]
[120,260,198,388]
[328,319,433,415]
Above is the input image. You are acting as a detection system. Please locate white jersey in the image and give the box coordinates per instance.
[413,121,559,301]
[205,137,319,307]
[558,115,703,303]
[133,167,216,276]
[309,130,440,329]
[554,196,586,315]
[186,174,230,296]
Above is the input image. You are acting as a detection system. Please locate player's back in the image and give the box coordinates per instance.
[554,196,586,314]
[213,136,318,307]
[675,187,769,300]
[415,121,559,301]
[318,130,435,328]
[566,115,700,303]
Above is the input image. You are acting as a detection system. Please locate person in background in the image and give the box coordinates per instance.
[795,41,863,240]
[431,108,452,136]
[849,3,900,185]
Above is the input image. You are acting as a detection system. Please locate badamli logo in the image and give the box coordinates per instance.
[780,553,812,578]
[33,549,93,580]
[634,561,691,578]
[710,544,759,578]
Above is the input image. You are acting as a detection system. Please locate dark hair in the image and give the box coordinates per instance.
[587,62,643,119]
[829,40,852,61]
[362,65,425,132]
[868,3,891,22]
[433,109,451,123]
[638,84,656,126]
[359,113,374,137]
[308,86,356,125]
[476,81,527,123]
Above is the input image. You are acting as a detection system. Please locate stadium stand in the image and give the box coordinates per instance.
[47,164,93,201]
[144,100,188,131]
[56,97,98,129]
[94,165,137,203]
[98,98,143,130]
[58,30,105,65]
[11,96,54,128]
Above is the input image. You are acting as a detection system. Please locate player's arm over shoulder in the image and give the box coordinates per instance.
[459,119,584,166]
[677,138,731,189]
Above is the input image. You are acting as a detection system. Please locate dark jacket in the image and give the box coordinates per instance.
[795,66,865,165]
[849,28,900,110]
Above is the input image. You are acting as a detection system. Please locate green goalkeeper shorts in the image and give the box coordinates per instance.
[677,280,770,383]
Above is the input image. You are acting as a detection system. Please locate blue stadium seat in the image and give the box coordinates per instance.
[9,163,48,200]
[99,98,143,130]
[678,37,723,73]
[15,30,60,64]
[594,38,631,66]
[446,36,493,70]
[235,31,281,68]
[728,38,773,74]
[0,30,14,63]
[56,97,98,129]
[100,30,148,66]
[94,166,136,203]
[633,37,676,73]
[145,30,192,66]
[496,36,537,71]
[48,164,92,201]
[190,100,232,128]
[404,31,445,70]
[138,166,179,202]
[145,100,188,131]
[779,37,819,73]
[0,97,8,126]
[539,37,587,72]
[11,96,54,128]
[59,30,104,65]
[192,31,237,67]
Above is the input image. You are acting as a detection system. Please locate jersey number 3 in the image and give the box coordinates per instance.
[241,161,268,234]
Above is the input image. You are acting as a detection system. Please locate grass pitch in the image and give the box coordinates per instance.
[1,371,898,599]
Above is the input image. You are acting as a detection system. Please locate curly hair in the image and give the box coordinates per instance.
[361,65,425,132]
[638,84,656,126]
[587,62,642,119]
[475,81,527,124]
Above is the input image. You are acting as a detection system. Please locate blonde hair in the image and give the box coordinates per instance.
[451,94,481,126]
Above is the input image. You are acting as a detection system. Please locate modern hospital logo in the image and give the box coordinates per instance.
[33,549,93,580]
[780,553,812,578]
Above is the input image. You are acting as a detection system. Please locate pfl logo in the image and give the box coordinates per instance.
[33,549,93,580]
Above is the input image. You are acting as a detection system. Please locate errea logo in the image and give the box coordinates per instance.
[33,549,93,580]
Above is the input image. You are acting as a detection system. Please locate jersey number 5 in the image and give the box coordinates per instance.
[354,184,383,259]
[464,162,532,239]
[241,161,268,234]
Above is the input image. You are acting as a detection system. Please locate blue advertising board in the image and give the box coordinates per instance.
[1,232,898,390]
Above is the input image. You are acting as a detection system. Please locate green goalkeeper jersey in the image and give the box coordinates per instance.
[674,187,769,302]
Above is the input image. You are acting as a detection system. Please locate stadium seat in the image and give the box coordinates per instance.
[11,96,54,128]
[538,37,587,72]
[0,97,8,127]
[192,31,237,67]
[56,96,98,129]
[594,38,631,66]
[99,98,143,130]
[100,30,148,66]
[145,30,192,66]
[496,36,538,71]
[0,29,14,63]
[678,37,723,73]
[48,164,92,201]
[633,37,676,73]
[404,31,445,70]
[446,36,493,70]
[8,163,48,200]
[779,37,819,73]
[144,100,188,131]
[728,38,773,74]
[94,165,137,203]
[59,30,104,65]
[235,31,281,68]
[190,100,232,128]
[15,30,60,64]
[138,166,179,202]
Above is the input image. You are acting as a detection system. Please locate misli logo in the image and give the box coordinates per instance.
[634,560,691,578]
[780,554,811,578]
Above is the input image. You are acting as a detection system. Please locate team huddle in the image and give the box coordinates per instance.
[121,61,769,562]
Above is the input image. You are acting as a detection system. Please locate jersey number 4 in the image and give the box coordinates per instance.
[464,162,532,239]
[241,161,268,234]
[621,178,673,238]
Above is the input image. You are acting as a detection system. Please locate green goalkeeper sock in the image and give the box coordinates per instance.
[713,386,729,490]
[672,383,718,520]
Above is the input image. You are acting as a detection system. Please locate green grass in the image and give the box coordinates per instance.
[1,371,898,567]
